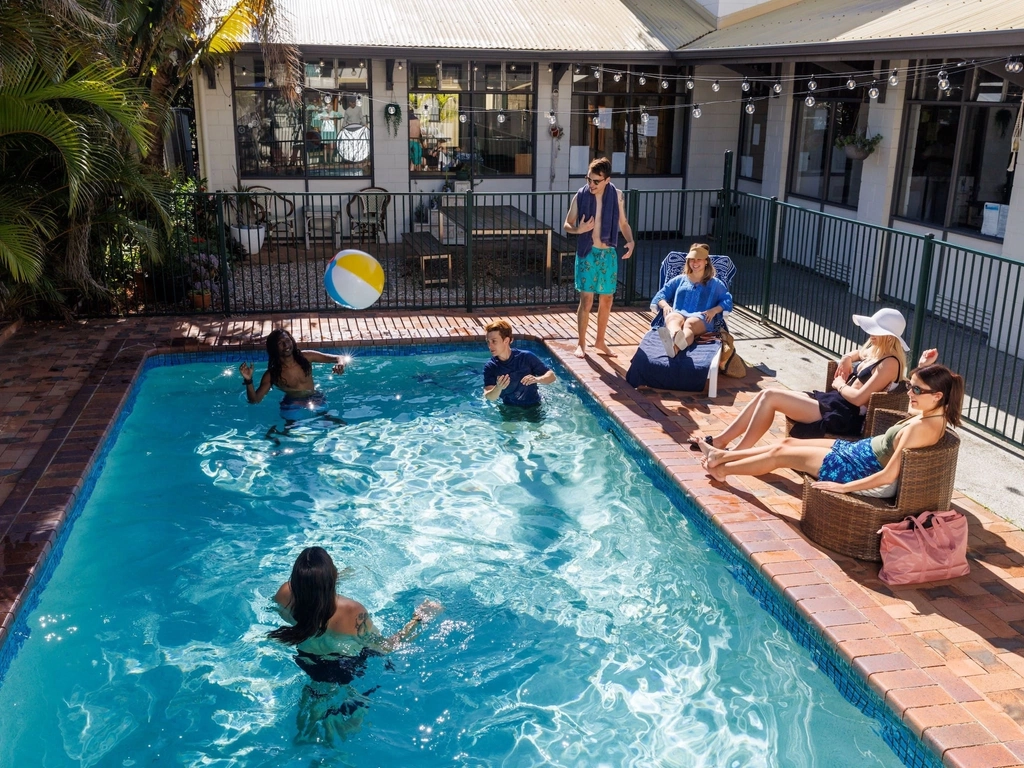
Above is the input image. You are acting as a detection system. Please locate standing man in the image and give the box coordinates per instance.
[563,157,635,358]
[482,319,556,407]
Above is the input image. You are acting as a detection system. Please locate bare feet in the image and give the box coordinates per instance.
[594,343,615,357]
[700,444,728,468]
[700,457,727,482]
[573,345,587,359]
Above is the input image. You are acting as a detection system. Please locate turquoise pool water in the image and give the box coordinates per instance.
[0,345,922,767]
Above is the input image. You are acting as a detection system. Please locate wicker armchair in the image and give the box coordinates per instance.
[800,408,960,561]
[786,360,909,439]
[347,187,391,243]
[247,186,297,245]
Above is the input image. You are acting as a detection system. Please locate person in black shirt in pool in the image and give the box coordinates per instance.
[482,319,556,407]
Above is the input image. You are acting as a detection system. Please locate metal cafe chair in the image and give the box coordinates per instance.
[347,187,391,243]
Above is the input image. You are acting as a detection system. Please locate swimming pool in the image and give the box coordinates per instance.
[0,343,933,767]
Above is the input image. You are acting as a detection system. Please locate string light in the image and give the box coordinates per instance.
[846,77,857,90]
[804,94,816,107]
[888,68,900,86]
[661,79,669,90]
[459,112,467,123]
[548,110,557,124]
[613,72,622,82]
[640,108,649,123]
[937,70,950,91]
[773,81,783,94]
[692,105,702,118]
[807,77,818,91]
[712,80,720,92]
[592,114,600,126]
[744,99,755,115]
[638,75,647,85]
[741,78,750,92]
[294,85,302,94]
[356,95,362,107]
[497,111,506,124]
[868,81,880,99]
[323,94,331,105]
[685,78,694,90]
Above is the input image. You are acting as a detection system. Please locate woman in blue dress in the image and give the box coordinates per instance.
[649,243,733,358]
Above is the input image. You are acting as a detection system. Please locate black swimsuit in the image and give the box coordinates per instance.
[790,356,901,439]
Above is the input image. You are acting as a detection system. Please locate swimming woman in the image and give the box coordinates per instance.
[240,329,346,426]
[692,308,936,451]
[269,547,442,743]
[649,243,733,359]
[698,363,962,497]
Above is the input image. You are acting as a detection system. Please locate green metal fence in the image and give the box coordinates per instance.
[86,159,1024,448]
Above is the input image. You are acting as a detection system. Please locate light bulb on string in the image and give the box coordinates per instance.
[745,99,755,115]
[574,64,581,74]
[319,59,325,67]
[613,72,622,82]
[1006,59,1015,72]
[294,85,302,94]
[240,66,247,76]
[459,112,467,123]
[661,79,669,90]
[323,94,331,105]
[773,81,783,94]
[938,78,950,91]
[807,77,817,91]
[638,75,647,86]
[868,81,880,99]
[685,78,694,90]
[712,80,720,92]
[741,78,751,92]
[1014,59,1024,74]
[846,77,857,90]
[497,111,506,124]
[547,110,556,125]
[692,105,702,118]
[592,114,600,126]
[509,64,516,71]
[888,68,899,86]
[804,94,816,107]
[356,95,362,107]
[640,108,649,124]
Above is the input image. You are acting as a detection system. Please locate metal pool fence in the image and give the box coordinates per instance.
[86,159,1023,448]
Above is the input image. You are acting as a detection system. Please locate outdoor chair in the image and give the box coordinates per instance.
[785,360,910,439]
[247,186,297,246]
[800,408,961,561]
[347,187,391,243]
[625,252,736,397]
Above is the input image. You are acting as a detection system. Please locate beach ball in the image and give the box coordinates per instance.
[323,249,385,309]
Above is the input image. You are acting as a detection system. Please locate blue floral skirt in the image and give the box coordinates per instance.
[818,438,882,483]
[575,246,618,295]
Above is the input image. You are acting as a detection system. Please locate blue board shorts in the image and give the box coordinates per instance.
[280,391,327,421]
[575,246,618,295]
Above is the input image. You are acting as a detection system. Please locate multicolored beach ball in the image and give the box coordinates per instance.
[323,249,385,309]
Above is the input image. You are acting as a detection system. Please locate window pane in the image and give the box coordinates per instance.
[473,94,533,175]
[570,94,628,172]
[602,65,628,94]
[738,84,769,180]
[826,101,866,205]
[337,60,368,88]
[951,106,1016,233]
[408,93,462,173]
[896,104,960,225]
[236,91,304,177]
[478,63,502,91]
[572,66,599,93]
[411,63,438,90]
[301,92,370,177]
[908,59,967,102]
[505,62,533,91]
[790,100,830,199]
[628,96,679,175]
[304,60,334,88]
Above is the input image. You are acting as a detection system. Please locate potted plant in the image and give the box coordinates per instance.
[227,184,267,255]
[188,287,213,310]
[384,102,402,137]
[188,252,224,311]
[834,132,883,161]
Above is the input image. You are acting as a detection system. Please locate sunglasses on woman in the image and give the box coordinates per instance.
[905,381,937,395]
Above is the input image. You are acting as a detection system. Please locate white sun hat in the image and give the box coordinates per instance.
[851,308,910,351]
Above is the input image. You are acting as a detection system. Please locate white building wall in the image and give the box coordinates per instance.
[194,64,240,191]
[686,66,742,189]
[1001,156,1024,263]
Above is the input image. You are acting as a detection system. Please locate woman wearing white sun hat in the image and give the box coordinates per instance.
[690,308,938,452]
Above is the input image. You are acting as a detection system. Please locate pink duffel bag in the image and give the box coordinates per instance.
[878,510,970,586]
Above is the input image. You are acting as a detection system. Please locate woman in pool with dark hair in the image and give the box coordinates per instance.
[698,363,962,497]
[270,547,442,743]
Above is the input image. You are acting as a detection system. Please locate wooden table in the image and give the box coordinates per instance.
[440,205,554,288]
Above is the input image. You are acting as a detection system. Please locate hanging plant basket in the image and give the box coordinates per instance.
[384,102,402,137]
[844,144,870,161]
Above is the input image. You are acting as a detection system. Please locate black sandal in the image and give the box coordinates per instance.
[688,435,713,452]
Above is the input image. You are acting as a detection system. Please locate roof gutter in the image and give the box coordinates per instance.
[674,29,1024,65]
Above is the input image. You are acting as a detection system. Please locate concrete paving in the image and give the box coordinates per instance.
[728,308,1024,528]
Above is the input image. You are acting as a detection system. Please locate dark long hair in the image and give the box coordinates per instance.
[265,330,312,386]
[268,547,338,645]
[911,363,964,428]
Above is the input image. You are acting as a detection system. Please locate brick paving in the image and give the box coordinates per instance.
[1,308,1024,767]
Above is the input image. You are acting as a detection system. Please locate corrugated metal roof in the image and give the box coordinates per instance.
[685,0,1024,52]
[278,0,714,52]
